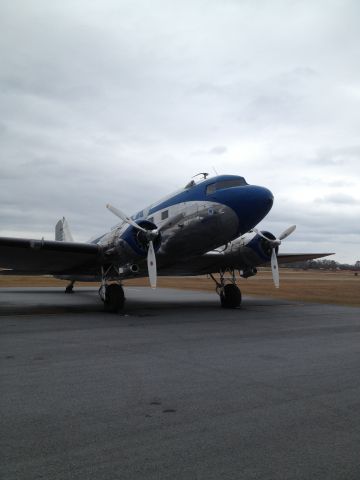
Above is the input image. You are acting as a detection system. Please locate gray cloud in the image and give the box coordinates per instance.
[209,146,227,155]
[311,145,360,166]
[0,0,360,263]
[315,193,360,205]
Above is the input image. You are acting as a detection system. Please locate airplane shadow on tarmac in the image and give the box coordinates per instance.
[0,287,291,318]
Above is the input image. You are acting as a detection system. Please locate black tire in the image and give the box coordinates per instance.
[220,284,242,309]
[104,284,125,313]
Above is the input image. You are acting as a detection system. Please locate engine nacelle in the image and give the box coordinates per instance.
[226,230,278,268]
[247,231,278,260]
[102,220,162,266]
[121,220,161,256]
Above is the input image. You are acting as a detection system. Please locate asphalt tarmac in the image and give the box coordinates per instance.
[1,287,360,480]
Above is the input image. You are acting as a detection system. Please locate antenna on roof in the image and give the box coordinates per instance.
[192,172,209,180]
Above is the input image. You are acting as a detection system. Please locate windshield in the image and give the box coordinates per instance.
[206,178,247,195]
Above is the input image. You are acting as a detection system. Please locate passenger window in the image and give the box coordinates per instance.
[161,210,169,220]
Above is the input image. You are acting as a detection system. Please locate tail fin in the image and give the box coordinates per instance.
[55,217,74,242]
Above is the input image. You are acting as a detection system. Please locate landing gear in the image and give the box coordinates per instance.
[210,269,242,309]
[220,283,242,308]
[99,265,126,313]
[102,284,125,312]
[65,281,75,294]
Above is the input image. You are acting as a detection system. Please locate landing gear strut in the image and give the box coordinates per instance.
[99,265,125,313]
[210,269,242,308]
[65,281,75,294]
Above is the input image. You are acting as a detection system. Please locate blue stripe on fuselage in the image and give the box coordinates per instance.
[145,175,273,235]
[147,175,242,214]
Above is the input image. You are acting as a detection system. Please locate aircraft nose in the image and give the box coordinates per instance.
[241,185,274,223]
[211,185,274,234]
[258,186,274,210]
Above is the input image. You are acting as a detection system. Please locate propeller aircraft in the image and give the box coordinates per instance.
[0,174,332,312]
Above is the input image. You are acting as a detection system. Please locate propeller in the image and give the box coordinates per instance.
[252,225,296,288]
[147,240,157,289]
[106,204,159,289]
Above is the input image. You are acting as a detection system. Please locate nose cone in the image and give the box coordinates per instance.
[250,185,274,213]
[212,185,274,234]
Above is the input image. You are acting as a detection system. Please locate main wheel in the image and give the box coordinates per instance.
[220,284,242,309]
[65,283,74,294]
[104,284,125,313]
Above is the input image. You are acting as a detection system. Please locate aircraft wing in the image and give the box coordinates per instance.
[0,237,102,275]
[0,235,333,278]
[276,253,333,265]
[157,251,334,276]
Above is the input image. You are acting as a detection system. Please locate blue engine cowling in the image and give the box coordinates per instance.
[121,220,162,257]
[246,231,279,262]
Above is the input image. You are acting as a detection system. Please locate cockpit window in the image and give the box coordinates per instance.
[184,179,196,189]
[206,178,247,194]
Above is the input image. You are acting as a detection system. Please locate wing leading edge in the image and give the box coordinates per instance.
[155,252,334,276]
[276,253,334,265]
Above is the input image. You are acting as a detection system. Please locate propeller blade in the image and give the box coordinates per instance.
[107,204,159,289]
[253,228,280,246]
[106,204,147,232]
[271,248,280,288]
[147,240,157,289]
[252,228,273,242]
[279,224,296,241]
[253,224,295,288]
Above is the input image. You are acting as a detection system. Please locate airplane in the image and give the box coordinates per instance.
[0,173,332,312]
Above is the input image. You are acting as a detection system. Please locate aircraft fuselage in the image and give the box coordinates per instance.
[96,175,274,265]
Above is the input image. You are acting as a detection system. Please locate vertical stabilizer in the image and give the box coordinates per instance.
[55,217,74,242]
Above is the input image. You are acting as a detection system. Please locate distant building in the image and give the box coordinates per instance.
[355,260,360,270]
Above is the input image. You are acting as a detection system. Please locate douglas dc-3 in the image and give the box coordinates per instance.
[0,174,331,312]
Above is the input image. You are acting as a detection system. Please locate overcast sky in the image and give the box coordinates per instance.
[1,0,359,263]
